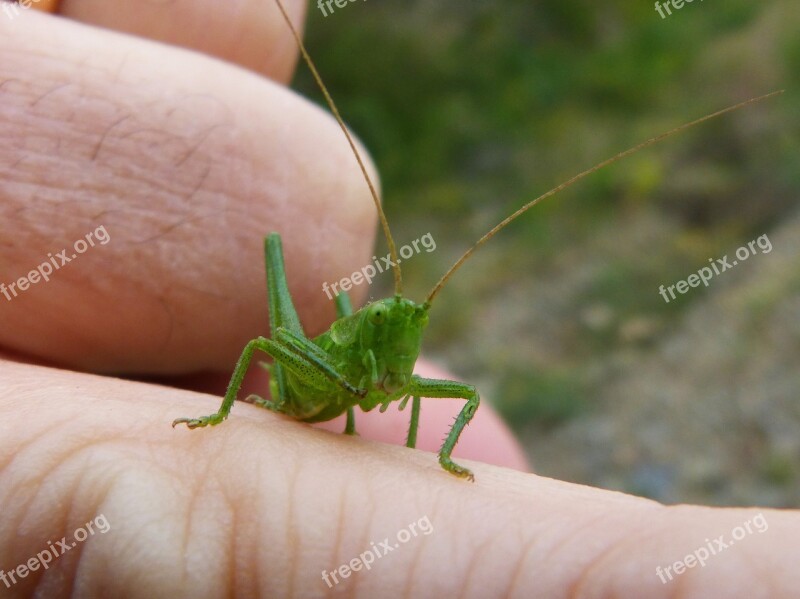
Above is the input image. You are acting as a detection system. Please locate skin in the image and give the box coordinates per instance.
[0,1,798,596]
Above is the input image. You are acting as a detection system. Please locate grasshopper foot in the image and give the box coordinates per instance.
[439,457,475,482]
[171,414,224,429]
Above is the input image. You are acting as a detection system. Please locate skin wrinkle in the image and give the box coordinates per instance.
[4,196,45,225]
[35,439,120,512]
[239,443,282,595]
[27,88,124,159]
[164,94,230,121]
[348,481,379,598]
[465,534,505,594]
[0,78,24,92]
[693,548,762,599]
[745,548,779,599]
[243,458,266,599]
[398,519,423,597]
[183,454,230,592]
[30,82,73,108]
[17,452,103,593]
[62,525,90,599]
[567,519,669,599]
[0,80,32,117]
[547,509,646,597]
[186,164,212,200]
[90,114,132,161]
[567,542,630,599]
[110,50,131,87]
[284,463,299,599]
[504,528,535,599]
[157,224,253,308]
[153,294,175,355]
[326,484,350,596]
[5,431,96,517]
[8,156,25,170]
[450,531,478,599]
[223,488,239,598]
[3,48,61,72]
[215,436,276,596]
[99,112,223,178]
[66,565,79,599]
[252,461,269,599]
[576,517,678,597]
[109,132,206,177]
[115,113,232,170]
[128,208,230,245]
[672,560,696,599]
[0,414,67,472]
[165,282,234,304]
[175,476,197,588]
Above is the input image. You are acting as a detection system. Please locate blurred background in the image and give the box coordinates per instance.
[294,0,800,507]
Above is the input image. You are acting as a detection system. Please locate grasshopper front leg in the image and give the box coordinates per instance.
[173,337,274,429]
[172,333,364,429]
[408,376,480,481]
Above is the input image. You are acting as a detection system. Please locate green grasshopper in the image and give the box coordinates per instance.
[172,0,782,481]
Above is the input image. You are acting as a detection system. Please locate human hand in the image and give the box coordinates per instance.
[1,1,797,597]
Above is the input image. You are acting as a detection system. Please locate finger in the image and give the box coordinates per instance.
[56,0,306,81]
[0,13,378,373]
[2,359,797,597]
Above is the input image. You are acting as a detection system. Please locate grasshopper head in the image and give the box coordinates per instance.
[363,296,429,393]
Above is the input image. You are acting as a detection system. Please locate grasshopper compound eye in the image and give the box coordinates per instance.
[368,304,386,325]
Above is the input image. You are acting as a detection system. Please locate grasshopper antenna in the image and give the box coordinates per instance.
[273,0,403,296]
[425,90,784,306]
